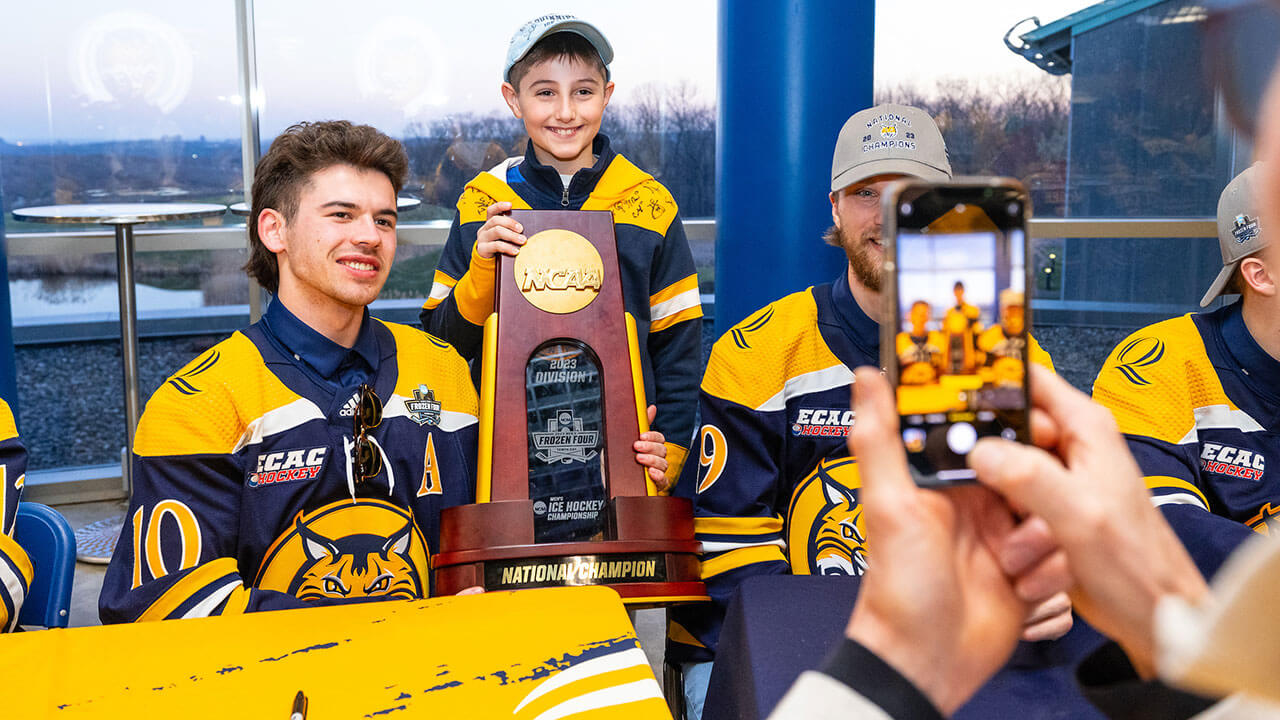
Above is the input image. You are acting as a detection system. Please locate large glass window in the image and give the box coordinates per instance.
[876,0,1246,380]
[253,1,718,301]
[2,1,243,469]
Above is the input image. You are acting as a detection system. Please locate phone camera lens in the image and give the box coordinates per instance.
[900,202,913,216]
[954,203,967,213]
[1007,202,1020,216]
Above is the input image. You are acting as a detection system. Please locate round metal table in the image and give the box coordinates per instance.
[11,202,228,561]
[227,196,422,216]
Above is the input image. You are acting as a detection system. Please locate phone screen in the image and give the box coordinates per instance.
[887,183,1030,486]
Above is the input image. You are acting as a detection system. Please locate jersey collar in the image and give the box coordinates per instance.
[507,134,615,209]
[830,270,881,355]
[261,298,380,388]
[1220,300,1280,394]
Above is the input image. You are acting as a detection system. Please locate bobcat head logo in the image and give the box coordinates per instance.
[255,499,432,602]
[292,517,423,600]
[808,473,868,576]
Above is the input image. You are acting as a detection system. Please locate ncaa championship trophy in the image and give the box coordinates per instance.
[432,210,707,605]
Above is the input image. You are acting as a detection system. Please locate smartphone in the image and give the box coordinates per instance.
[879,178,1032,487]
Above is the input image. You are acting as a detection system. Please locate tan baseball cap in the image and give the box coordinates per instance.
[1201,163,1268,307]
[504,14,613,84]
[831,104,952,193]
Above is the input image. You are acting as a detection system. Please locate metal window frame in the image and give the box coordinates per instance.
[2,217,1214,257]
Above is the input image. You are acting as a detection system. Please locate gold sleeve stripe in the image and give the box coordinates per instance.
[1145,475,1210,510]
[664,443,689,490]
[138,558,241,622]
[381,322,480,417]
[451,247,497,327]
[458,174,532,223]
[220,586,251,616]
[0,400,15,440]
[694,515,784,537]
[650,275,700,306]
[667,620,707,649]
[423,270,459,311]
[1027,333,1056,372]
[650,306,703,333]
[700,290,848,409]
[135,335,305,457]
[0,533,33,591]
[701,544,786,578]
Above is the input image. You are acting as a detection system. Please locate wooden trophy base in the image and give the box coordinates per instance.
[433,496,708,606]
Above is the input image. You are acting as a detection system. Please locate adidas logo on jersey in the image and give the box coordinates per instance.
[248,447,327,488]
[792,408,855,437]
[1200,442,1265,481]
[338,392,360,417]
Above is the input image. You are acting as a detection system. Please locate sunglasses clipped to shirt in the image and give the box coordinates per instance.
[352,383,383,484]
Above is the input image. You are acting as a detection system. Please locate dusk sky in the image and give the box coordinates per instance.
[0,1,1092,143]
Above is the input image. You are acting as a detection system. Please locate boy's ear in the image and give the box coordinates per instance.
[603,80,615,106]
[501,82,523,119]
[258,208,288,254]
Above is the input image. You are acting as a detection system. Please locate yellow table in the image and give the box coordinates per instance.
[0,586,670,719]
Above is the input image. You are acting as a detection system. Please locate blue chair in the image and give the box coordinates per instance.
[13,502,75,629]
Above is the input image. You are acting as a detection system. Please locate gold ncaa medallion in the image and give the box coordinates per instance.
[513,229,604,314]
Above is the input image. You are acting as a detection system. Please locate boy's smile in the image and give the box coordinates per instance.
[502,57,615,176]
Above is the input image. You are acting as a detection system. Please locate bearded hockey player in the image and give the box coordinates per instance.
[668,104,1059,717]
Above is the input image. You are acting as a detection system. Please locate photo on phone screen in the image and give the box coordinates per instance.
[882,181,1031,486]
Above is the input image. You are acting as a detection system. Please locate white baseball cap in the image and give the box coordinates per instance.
[1201,163,1268,307]
[504,14,613,84]
[831,104,952,193]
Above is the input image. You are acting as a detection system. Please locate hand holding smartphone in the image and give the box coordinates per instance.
[879,179,1032,487]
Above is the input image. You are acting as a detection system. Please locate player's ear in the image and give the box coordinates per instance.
[258,208,288,254]
[602,80,615,106]
[1239,256,1277,297]
[829,190,841,224]
[501,82,523,119]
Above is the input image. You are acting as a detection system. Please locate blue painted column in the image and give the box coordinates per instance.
[0,194,18,426]
[715,0,875,335]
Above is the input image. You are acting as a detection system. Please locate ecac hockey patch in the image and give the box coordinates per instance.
[792,408,855,438]
[248,447,328,487]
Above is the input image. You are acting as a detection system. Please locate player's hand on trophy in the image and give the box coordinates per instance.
[456,586,485,595]
[844,367,1047,715]
[969,365,1208,674]
[634,404,670,493]
[476,201,527,259]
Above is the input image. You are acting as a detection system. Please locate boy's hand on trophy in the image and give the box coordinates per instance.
[476,202,527,259]
[635,404,670,492]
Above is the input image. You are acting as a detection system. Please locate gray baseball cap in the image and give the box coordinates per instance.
[1201,163,1268,307]
[504,14,613,84]
[831,104,952,193]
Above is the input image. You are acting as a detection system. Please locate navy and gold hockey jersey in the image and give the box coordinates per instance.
[669,273,1054,661]
[1093,302,1271,577]
[419,135,702,480]
[99,320,478,623]
[0,399,32,631]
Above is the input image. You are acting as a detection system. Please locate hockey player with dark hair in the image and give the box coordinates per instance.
[98,120,482,622]
[1093,162,1274,578]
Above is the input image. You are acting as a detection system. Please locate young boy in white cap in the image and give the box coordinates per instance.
[1094,162,1276,578]
[419,14,702,491]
